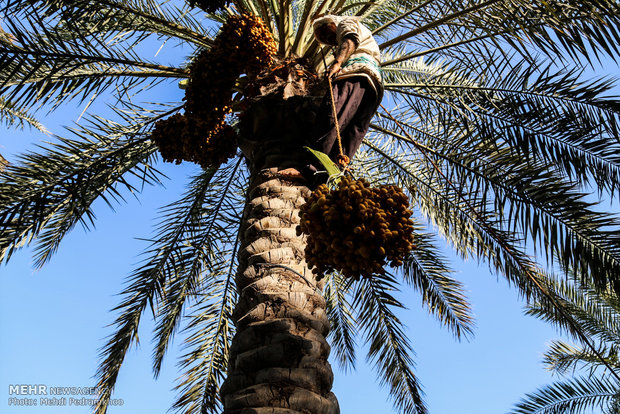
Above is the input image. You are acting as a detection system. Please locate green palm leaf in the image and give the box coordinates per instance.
[352,272,426,414]
[95,160,245,413]
[510,376,620,414]
[171,237,238,414]
[0,104,168,267]
[512,275,620,414]
[0,1,189,110]
[324,272,358,371]
[542,340,620,376]
[402,228,474,339]
[0,96,49,134]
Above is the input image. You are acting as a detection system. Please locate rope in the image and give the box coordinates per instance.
[326,75,350,169]
[321,47,350,169]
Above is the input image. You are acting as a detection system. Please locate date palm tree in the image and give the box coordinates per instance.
[510,278,620,414]
[2,0,620,413]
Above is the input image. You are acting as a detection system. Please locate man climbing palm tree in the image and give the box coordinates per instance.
[279,15,383,182]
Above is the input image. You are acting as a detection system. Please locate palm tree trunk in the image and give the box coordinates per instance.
[220,96,339,413]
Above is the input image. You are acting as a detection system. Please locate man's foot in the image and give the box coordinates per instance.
[276,167,305,180]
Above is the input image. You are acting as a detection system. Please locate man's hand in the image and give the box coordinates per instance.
[327,62,341,79]
[326,37,356,79]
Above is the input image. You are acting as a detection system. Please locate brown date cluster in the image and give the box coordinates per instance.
[298,176,415,279]
[151,14,277,169]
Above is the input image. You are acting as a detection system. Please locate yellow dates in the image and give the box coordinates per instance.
[298,176,416,280]
[151,14,277,169]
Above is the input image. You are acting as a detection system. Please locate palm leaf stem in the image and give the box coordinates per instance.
[279,0,295,55]
[379,0,503,50]
[381,30,507,66]
[355,0,390,20]
[290,0,321,55]
[0,47,188,79]
[0,96,49,133]
[95,0,214,47]
[266,0,281,45]
[198,229,239,412]
[379,102,620,383]
[3,69,187,89]
[370,121,446,147]
[384,83,616,108]
[95,168,223,413]
[6,107,178,201]
[277,0,286,54]
[370,121,442,157]
[371,0,435,36]
[362,138,414,174]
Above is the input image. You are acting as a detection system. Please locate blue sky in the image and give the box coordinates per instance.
[0,90,575,414]
[1,8,619,414]
[0,151,568,413]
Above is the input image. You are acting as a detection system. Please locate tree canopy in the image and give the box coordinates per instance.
[2,0,620,413]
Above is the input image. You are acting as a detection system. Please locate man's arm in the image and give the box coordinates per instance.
[327,37,356,78]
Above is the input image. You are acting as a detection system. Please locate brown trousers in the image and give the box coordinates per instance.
[313,76,380,163]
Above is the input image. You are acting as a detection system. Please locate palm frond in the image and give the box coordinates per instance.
[526,278,620,346]
[384,52,620,196]
[542,340,620,376]
[324,272,358,372]
[0,96,49,134]
[0,104,170,267]
[0,3,188,112]
[368,111,542,299]
[380,56,620,292]
[172,241,238,414]
[353,137,472,339]
[402,227,474,340]
[4,0,214,47]
[151,158,246,376]
[95,159,245,414]
[509,375,620,414]
[376,0,620,67]
[352,272,427,414]
[366,108,620,369]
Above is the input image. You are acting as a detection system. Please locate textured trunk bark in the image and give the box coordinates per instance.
[220,95,339,413]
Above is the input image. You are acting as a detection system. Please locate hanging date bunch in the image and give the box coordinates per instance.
[151,14,277,169]
[298,176,415,279]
